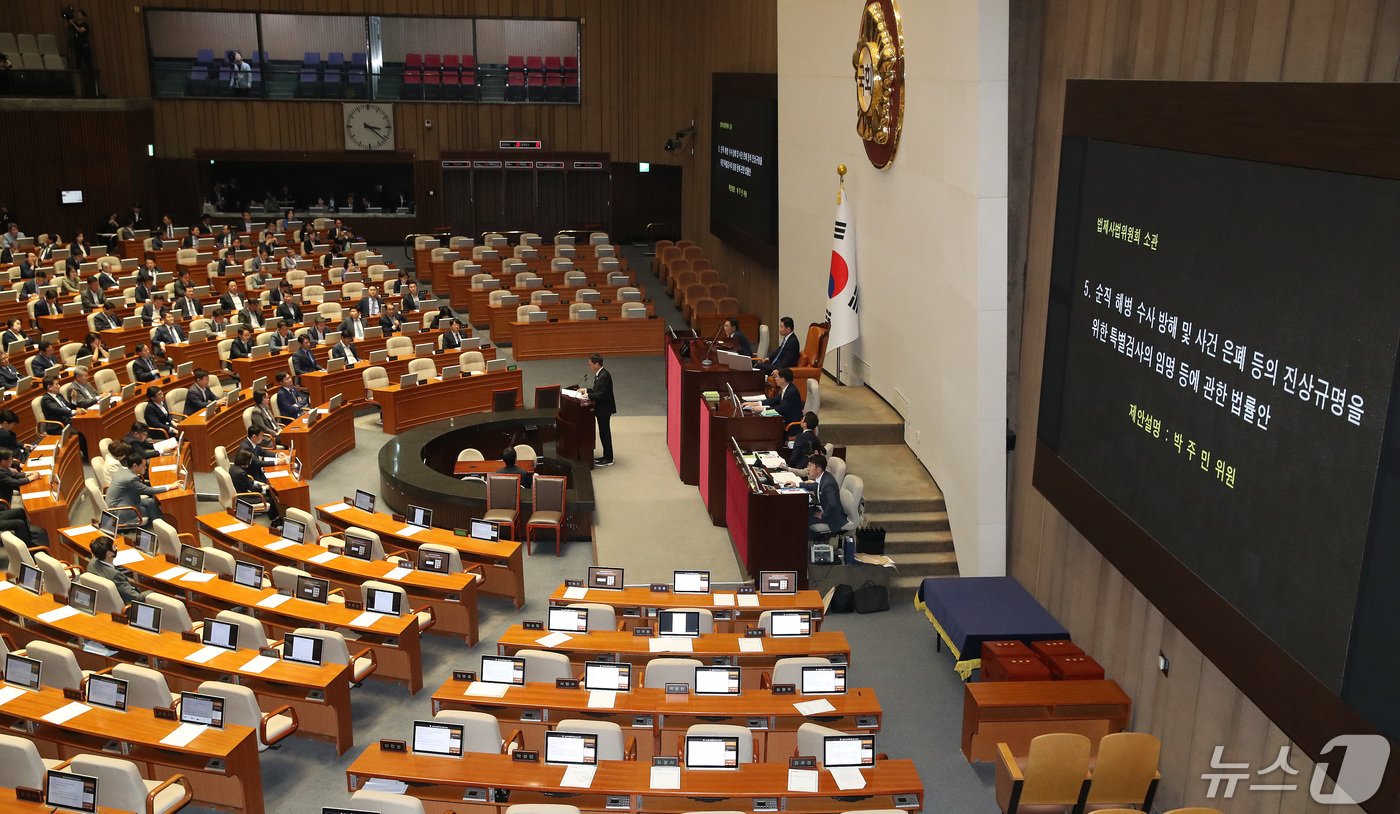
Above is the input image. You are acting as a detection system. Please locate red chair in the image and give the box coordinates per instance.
[443,54,460,72]
[424,54,442,72]
[441,70,461,100]
[406,53,423,69]
[528,72,546,102]
[506,55,526,101]
[462,55,478,100]
[546,73,563,102]
[401,68,422,100]
[423,70,442,100]
[525,55,544,72]
[544,55,562,74]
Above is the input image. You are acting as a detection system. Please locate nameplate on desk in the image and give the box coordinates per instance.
[391,514,406,523]
[652,756,679,767]
[180,631,199,643]
[523,619,544,631]
[63,687,83,701]
[259,647,280,659]
[649,583,669,593]
[737,586,757,594]
[771,684,796,695]
[154,707,177,721]
[345,600,364,611]
[745,627,767,637]
[512,750,540,762]
[379,739,407,753]
[665,683,689,695]
[452,528,470,537]
[452,670,477,683]
[564,579,583,588]
[632,626,654,637]
[110,612,126,623]
[15,787,41,803]
[790,756,818,769]
[556,678,580,690]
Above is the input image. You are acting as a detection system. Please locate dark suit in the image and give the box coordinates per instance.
[303,326,326,344]
[763,383,804,426]
[228,338,253,360]
[759,331,801,374]
[728,329,753,357]
[268,332,293,352]
[131,355,160,383]
[92,311,121,332]
[0,365,18,389]
[40,392,74,424]
[153,323,185,350]
[805,471,848,534]
[33,300,59,319]
[30,353,58,378]
[1,330,30,351]
[143,399,178,437]
[330,341,359,365]
[378,313,402,334]
[138,302,161,325]
[185,384,217,413]
[499,463,533,489]
[94,271,119,290]
[176,296,200,317]
[133,283,153,302]
[291,347,321,375]
[788,429,821,469]
[441,330,465,350]
[219,292,247,313]
[590,367,616,462]
[20,279,44,299]
[359,297,384,318]
[275,386,303,420]
[338,317,366,341]
[123,432,159,460]
[401,292,419,312]
[276,302,303,325]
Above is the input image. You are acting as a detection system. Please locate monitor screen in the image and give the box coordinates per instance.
[673,570,711,594]
[479,655,525,685]
[134,528,159,554]
[759,571,797,594]
[417,548,449,574]
[365,586,403,616]
[281,518,307,544]
[353,489,376,512]
[547,606,589,633]
[469,518,499,541]
[296,575,330,604]
[98,510,120,537]
[127,601,162,633]
[406,504,433,529]
[801,665,847,695]
[292,457,303,479]
[233,498,256,524]
[411,720,464,757]
[178,544,205,572]
[4,653,41,691]
[282,633,324,666]
[544,731,598,766]
[657,609,701,638]
[685,735,740,769]
[583,661,632,692]
[85,674,129,711]
[693,666,742,695]
[16,562,42,594]
[179,692,225,728]
[343,533,374,561]
[68,584,98,615]
[768,610,812,637]
[59,190,85,205]
[587,566,623,590]
[45,771,97,813]
[233,561,264,589]
[202,619,239,650]
[823,734,875,768]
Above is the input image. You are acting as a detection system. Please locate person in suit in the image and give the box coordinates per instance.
[158,214,177,242]
[206,308,231,336]
[300,227,318,255]
[91,303,122,332]
[230,447,283,525]
[180,230,198,249]
[787,412,822,469]
[152,312,185,355]
[20,269,49,300]
[303,316,328,344]
[248,389,283,440]
[291,334,322,376]
[746,367,803,427]
[238,211,254,234]
[16,251,40,280]
[219,280,247,313]
[757,316,800,374]
[1,319,32,352]
[87,536,148,605]
[32,290,61,320]
[400,281,420,313]
[0,354,19,390]
[174,288,200,320]
[440,318,467,350]
[275,291,303,325]
[0,410,23,455]
[142,386,179,437]
[227,326,254,364]
[30,342,59,379]
[723,317,753,357]
[133,269,155,302]
[498,446,534,489]
[107,454,182,527]
[582,353,616,466]
[274,371,306,419]
[239,427,281,479]
[215,224,235,249]
[280,245,303,273]
[268,323,294,352]
[69,232,93,259]
[267,280,288,306]
[39,375,76,426]
[76,332,108,367]
[378,302,403,335]
[67,367,100,409]
[92,264,120,291]
[130,343,161,383]
[330,335,359,366]
[184,368,220,413]
[237,306,263,331]
[338,306,366,341]
[123,422,159,460]
[359,286,385,319]
[802,453,848,537]
[139,292,168,326]
[0,449,46,547]
[172,270,195,299]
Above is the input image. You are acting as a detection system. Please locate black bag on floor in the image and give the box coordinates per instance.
[854,581,890,613]
[828,583,856,614]
[856,526,886,555]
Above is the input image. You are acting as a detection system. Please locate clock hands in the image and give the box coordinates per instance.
[362,123,385,136]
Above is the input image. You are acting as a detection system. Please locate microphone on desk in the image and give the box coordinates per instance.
[700,324,727,367]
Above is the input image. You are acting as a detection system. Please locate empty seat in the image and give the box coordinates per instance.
[0,733,64,791]
[112,663,177,709]
[994,733,1092,814]
[65,754,192,814]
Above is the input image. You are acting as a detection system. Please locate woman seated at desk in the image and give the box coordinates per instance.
[1,318,32,352]
[75,331,109,366]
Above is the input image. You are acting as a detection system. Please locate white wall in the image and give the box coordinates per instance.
[778,0,1008,575]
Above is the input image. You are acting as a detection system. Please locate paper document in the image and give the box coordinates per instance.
[26,457,53,467]
[240,655,277,674]
[179,571,217,583]
[737,593,760,607]
[154,438,179,453]
[464,681,509,698]
[64,524,97,535]
[361,778,409,794]
[308,551,338,565]
[757,451,786,467]
[561,765,597,788]
[32,444,56,452]
[649,765,681,790]
[737,637,764,653]
[38,606,80,623]
[265,470,290,478]
[351,611,393,628]
[788,768,819,792]
[649,637,693,653]
[155,565,190,580]
[218,521,250,533]
[0,686,28,707]
[82,641,118,657]
[830,767,867,790]
[771,472,802,487]
[160,722,208,748]
[151,464,178,472]
[560,388,584,400]
[112,549,145,566]
[741,394,765,403]
[562,586,589,600]
[265,540,295,551]
[395,525,422,537]
[712,593,736,607]
[187,645,226,664]
[322,502,350,513]
[256,593,291,609]
[535,631,572,648]
[382,567,412,580]
[587,690,617,709]
[42,702,91,725]
[793,699,836,716]
[0,581,11,592]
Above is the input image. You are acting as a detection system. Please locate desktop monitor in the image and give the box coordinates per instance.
[85,674,129,711]
[768,610,812,638]
[292,457,303,480]
[16,562,42,594]
[583,661,633,692]
[801,665,847,695]
[726,382,742,411]
[98,510,120,537]
[179,691,226,728]
[68,584,98,615]
[178,544,205,572]
[202,618,239,651]
[587,566,623,591]
[353,489,376,512]
[4,653,41,690]
[479,655,526,685]
[233,498,256,524]
[547,606,589,633]
[469,518,500,541]
[133,528,159,555]
[364,586,404,617]
[281,518,307,543]
[823,734,876,768]
[406,504,433,529]
[693,666,742,695]
[673,570,711,594]
[656,609,702,638]
[233,561,264,589]
[411,720,464,757]
[759,571,798,595]
[282,633,324,666]
[296,575,330,604]
[343,533,374,561]
[127,600,162,633]
[544,731,598,766]
[417,548,450,574]
[684,735,740,770]
[45,770,98,813]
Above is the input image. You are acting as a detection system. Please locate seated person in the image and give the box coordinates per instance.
[744,367,803,427]
[722,317,753,357]
[498,446,534,489]
[230,447,283,528]
[291,334,323,375]
[29,341,60,379]
[787,411,822,469]
[802,453,847,538]
[130,343,162,382]
[67,367,101,409]
[123,422,160,460]
[142,386,179,438]
[87,535,148,605]
[268,323,295,351]
[107,454,183,528]
[756,316,800,374]
[0,449,47,547]
[1,319,32,351]
[0,352,21,390]
[184,368,221,413]
[273,372,307,419]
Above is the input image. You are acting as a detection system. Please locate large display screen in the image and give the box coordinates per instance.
[710,73,778,263]
[1039,138,1400,694]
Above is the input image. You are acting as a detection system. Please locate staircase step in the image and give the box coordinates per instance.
[889,562,959,599]
[883,531,955,555]
[863,511,949,533]
[863,495,946,514]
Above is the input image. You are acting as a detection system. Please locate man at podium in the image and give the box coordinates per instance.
[581,353,616,467]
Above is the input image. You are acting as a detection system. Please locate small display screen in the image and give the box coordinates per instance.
[202,619,239,650]
[406,504,433,529]
[46,771,97,812]
[85,675,129,711]
[823,734,876,767]
[800,665,847,695]
[283,633,324,666]
[544,731,598,765]
[128,601,162,633]
[233,561,264,589]
[693,666,742,695]
[365,587,403,616]
[479,655,525,685]
[673,570,711,594]
[547,606,589,633]
[587,566,622,590]
[353,490,376,511]
[657,609,701,638]
[685,735,739,769]
[4,653,41,690]
[412,721,464,757]
[297,575,330,604]
[768,610,812,637]
[759,571,797,594]
[583,661,632,691]
[179,691,226,728]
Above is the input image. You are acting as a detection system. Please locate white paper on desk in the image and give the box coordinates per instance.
[256,593,291,609]
[308,551,338,564]
[26,469,50,478]
[712,592,736,607]
[350,611,393,628]
[179,571,217,583]
[26,456,53,467]
[737,637,764,653]
[741,394,765,403]
[829,767,866,790]
[265,540,295,552]
[463,681,509,698]
[160,722,208,748]
[361,778,409,794]
[535,631,572,648]
[323,502,350,513]
[563,586,589,600]
[37,606,80,623]
[587,690,616,709]
[0,686,27,707]
[382,566,411,580]
[41,701,91,725]
[240,655,277,674]
[112,549,145,566]
[649,764,681,790]
[150,464,178,473]
[218,521,250,533]
[154,438,179,453]
[771,472,802,487]
[395,525,422,537]
[560,388,584,400]
[187,645,226,664]
[64,524,97,536]
[561,765,597,788]
[32,444,56,452]
[264,470,290,478]
[155,565,190,580]
[787,768,819,793]
[793,699,836,716]
[653,637,692,653]
[737,593,760,607]
[0,581,12,592]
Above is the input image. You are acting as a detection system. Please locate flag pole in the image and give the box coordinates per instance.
[834,164,846,386]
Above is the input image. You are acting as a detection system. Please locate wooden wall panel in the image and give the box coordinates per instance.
[1009,2,1400,812]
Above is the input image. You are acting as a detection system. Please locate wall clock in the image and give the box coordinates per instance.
[344,102,395,151]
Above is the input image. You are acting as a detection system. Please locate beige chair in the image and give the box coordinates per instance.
[25,640,88,691]
[515,648,574,684]
[59,341,83,366]
[75,572,126,614]
[643,657,703,688]
[769,656,833,688]
[484,474,521,538]
[0,733,64,790]
[151,519,190,559]
[456,448,485,462]
[215,609,277,650]
[568,302,593,320]
[433,709,523,754]
[362,365,389,391]
[346,791,428,814]
[361,580,435,633]
[215,467,268,515]
[112,663,176,709]
[407,357,436,381]
[94,368,121,396]
[797,722,845,764]
[415,543,463,574]
[621,302,647,319]
[564,270,587,287]
[1,531,37,577]
[488,289,510,307]
[65,754,192,814]
[197,680,298,751]
[302,284,325,303]
[994,733,1092,814]
[1082,732,1162,811]
[342,281,365,301]
[337,526,386,559]
[201,547,237,579]
[318,301,343,322]
[556,719,634,760]
[459,350,487,373]
[566,602,617,631]
[683,724,754,763]
[385,335,413,357]
[525,475,567,556]
[145,593,200,634]
[516,304,541,322]
[34,552,73,599]
[290,628,376,685]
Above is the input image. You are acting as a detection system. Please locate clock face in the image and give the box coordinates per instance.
[344,103,395,151]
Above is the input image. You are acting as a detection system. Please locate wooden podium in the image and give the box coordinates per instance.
[701,397,785,525]
[665,337,764,484]
[556,391,596,467]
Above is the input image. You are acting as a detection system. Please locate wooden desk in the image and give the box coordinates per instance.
[264,462,311,513]
[461,283,637,327]
[226,328,448,392]
[16,434,85,541]
[300,344,497,405]
[164,338,224,376]
[58,525,425,694]
[36,310,91,341]
[346,751,924,814]
[545,584,824,634]
[512,318,664,362]
[148,445,199,533]
[961,680,1133,762]
[665,338,766,485]
[496,625,851,685]
[701,398,785,526]
[198,511,482,645]
[725,444,809,590]
[370,368,523,435]
[489,300,655,345]
[693,312,761,345]
[0,582,357,753]
[315,503,524,608]
[0,682,265,814]
[429,679,882,763]
[281,399,357,479]
[555,392,595,466]
[179,388,257,472]
[69,371,196,458]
